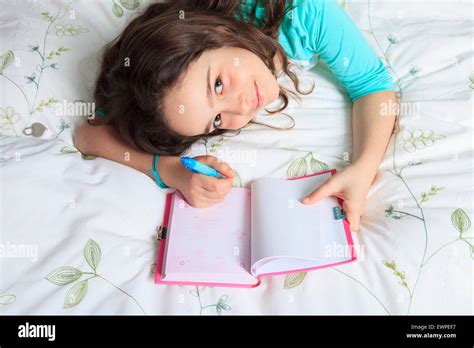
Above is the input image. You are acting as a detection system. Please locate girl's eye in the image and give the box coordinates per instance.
[214,77,223,94]
[213,114,222,128]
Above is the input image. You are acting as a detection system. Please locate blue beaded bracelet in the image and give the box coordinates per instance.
[147,154,169,189]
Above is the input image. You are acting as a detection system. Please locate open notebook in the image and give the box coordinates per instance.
[155,169,356,288]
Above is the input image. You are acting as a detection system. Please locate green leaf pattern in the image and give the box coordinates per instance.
[419,185,445,205]
[0,290,16,307]
[0,50,14,74]
[0,4,86,137]
[283,272,307,289]
[45,266,82,286]
[112,0,140,17]
[451,208,471,236]
[382,260,411,296]
[45,239,146,313]
[401,129,445,153]
[60,146,79,154]
[84,239,101,271]
[2,1,471,316]
[64,280,88,309]
[287,152,328,179]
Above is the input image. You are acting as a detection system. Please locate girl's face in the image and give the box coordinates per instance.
[163,46,281,136]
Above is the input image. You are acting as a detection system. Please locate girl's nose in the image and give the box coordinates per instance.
[217,83,256,130]
[224,93,254,130]
[235,86,255,117]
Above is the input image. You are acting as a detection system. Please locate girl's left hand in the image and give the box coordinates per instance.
[301,163,376,232]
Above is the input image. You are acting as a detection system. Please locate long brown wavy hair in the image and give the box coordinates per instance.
[90,0,314,156]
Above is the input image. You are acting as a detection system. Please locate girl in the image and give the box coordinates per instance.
[74,0,397,232]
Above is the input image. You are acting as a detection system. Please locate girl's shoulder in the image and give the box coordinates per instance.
[237,0,322,62]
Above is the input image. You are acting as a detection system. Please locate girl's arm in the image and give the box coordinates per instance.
[302,90,398,231]
[294,0,399,231]
[352,90,397,181]
[73,122,183,188]
[73,122,236,208]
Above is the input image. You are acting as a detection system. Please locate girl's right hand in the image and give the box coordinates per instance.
[166,155,236,208]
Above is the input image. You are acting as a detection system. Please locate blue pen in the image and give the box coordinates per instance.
[180,157,227,179]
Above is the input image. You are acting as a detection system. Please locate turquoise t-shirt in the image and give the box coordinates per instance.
[237,0,395,103]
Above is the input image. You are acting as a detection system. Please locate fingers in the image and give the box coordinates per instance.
[214,160,236,179]
[183,156,235,208]
[302,180,336,205]
[183,181,227,207]
[187,173,233,206]
[343,200,360,232]
[193,155,234,192]
[200,175,234,193]
[182,156,236,208]
[194,155,235,178]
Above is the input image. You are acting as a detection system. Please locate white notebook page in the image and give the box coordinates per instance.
[250,174,352,275]
[162,189,256,285]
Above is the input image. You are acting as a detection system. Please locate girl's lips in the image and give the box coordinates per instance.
[255,81,263,109]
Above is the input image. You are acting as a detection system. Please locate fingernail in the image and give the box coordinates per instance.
[302,198,309,204]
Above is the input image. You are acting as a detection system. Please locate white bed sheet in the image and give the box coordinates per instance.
[0,0,472,314]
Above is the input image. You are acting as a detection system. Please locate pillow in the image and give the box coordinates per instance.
[0,0,148,143]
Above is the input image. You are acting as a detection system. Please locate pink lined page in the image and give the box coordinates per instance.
[162,189,256,285]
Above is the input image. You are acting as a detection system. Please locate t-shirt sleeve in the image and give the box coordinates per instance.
[298,0,396,102]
